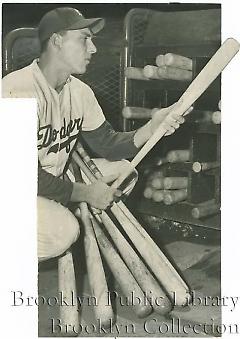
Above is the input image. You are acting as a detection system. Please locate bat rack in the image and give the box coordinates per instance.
[120,8,221,231]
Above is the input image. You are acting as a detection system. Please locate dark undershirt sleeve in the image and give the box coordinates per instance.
[81,121,139,161]
[38,121,138,203]
[38,161,73,206]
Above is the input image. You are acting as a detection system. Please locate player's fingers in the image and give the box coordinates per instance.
[114,189,122,198]
[102,173,119,184]
[176,116,185,124]
[165,127,175,135]
[91,207,102,214]
[183,106,193,116]
[166,118,180,129]
[74,207,81,218]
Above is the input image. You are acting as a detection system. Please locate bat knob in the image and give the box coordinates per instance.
[135,304,152,318]
[153,297,173,315]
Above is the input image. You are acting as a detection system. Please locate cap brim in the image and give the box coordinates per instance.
[68,17,105,34]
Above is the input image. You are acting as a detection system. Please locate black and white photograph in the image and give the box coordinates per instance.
[1,1,240,338]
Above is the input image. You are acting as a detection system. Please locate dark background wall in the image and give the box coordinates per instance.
[2,3,220,128]
[2,3,220,37]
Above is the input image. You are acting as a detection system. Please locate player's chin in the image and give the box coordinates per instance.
[73,65,87,75]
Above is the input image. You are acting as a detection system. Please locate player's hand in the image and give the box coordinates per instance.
[150,102,193,136]
[85,174,122,210]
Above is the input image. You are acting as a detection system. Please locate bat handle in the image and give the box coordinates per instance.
[111,102,185,189]
[77,143,103,179]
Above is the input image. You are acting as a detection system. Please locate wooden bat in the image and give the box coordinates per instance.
[163,189,188,205]
[164,53,193,71]
[112,38,239,189]
[190,110,221,124]
[157,66,192,81]
[156,53,192,70]
[151,177,165,189]
[166,150,190,163]
[152,189,164,202]
[212,110,221,124]
[218,100,221,110]
[77,202,114,326]
[111,201,190,305]
[73,149,172,315]
[144,65,192,80]
[155,54,165,67]
[98,211,172,315]
[91,217,152,318]
[192,199,220,219]
[125,67,149,80]
[163,177,188,190]
[73,148,190,306]
[143,186,154,199]
[122,106,153,119]
[58,251,79,334]
[143,65,161,79]
[192,161,220,173]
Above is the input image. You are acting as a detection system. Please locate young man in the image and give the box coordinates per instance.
[2,7,190,261]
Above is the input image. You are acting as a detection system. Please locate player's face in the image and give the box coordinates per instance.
[59,28,97,74]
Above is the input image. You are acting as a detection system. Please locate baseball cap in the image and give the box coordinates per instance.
[38,7,105,43]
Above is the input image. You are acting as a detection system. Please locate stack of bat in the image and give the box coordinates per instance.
[66,39,239,331]
[125,53,193,81]
[71,143,190,328]
[144,150,190,205]
[212,99,221,124]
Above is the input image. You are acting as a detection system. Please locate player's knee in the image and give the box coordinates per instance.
[37,197,80,260]
[55,212,80,256]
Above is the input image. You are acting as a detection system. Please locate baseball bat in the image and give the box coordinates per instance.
[125,67,149,80]
[218,100,221,110]
[122,106,153,119]
[143,65,161,79]
[166,150,190,163]
[157,66,192,81]
[151,177,165,189]
[192,110,221,124]
[163,177,188,190]
[77,203,114,326]
[155,54,165,67]
[112,38,239,189]
[91,217,152,318]
[163,189,188,205]
[212,110,221,124]
[192,161,220,173]
[111,201,190,305]
[58,251,79,334]
[152,189,164,202]
[144,65,192,80]
[98,211,172,315]
[143,186,154,199]
[73,148,190,306]
[164,53,193,71]
[73,150,171,314]
[192,199,220,219]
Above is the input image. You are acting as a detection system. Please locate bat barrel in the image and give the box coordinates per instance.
[122,106,153,119]
[79,203,114,326]
[192,161,220,173]
[192,200,220,219]
[92,218,153,318]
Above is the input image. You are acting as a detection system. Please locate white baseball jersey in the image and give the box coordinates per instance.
[2,60,105,177]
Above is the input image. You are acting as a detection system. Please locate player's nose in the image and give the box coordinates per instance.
[87,39,97,54]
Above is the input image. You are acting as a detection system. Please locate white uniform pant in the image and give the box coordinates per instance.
[37,159,137,262]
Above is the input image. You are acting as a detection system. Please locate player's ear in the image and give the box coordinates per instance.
[49,33,63,49]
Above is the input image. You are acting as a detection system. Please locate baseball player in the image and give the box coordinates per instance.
[2,7,191,261]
